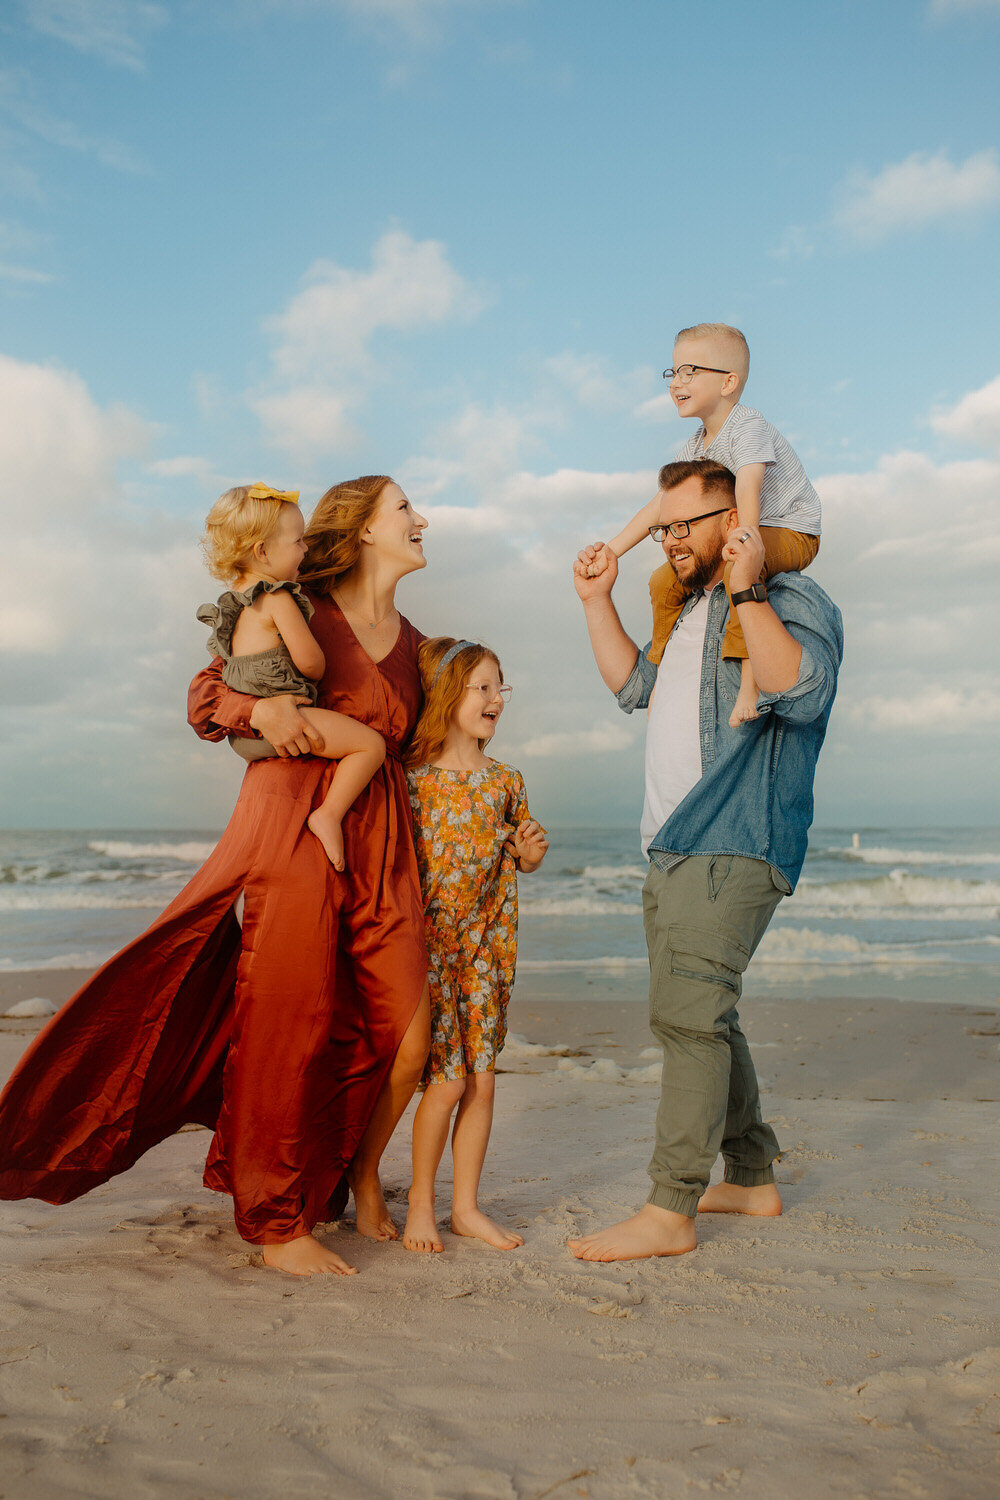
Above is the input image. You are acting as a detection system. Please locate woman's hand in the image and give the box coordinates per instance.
[249,695,324,756]
[508,819,549,872]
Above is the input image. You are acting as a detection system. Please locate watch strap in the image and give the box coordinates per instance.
[731,583,768,605]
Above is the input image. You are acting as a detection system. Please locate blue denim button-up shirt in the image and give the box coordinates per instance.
[616,574,843,892]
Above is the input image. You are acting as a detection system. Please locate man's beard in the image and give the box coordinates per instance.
[671,538,724,592]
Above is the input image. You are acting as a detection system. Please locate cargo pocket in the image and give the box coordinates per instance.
[666,924,749,998]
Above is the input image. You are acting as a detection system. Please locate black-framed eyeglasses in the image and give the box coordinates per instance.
[465,681,512,701]
[648,507,731,542]
[662,364,731,384]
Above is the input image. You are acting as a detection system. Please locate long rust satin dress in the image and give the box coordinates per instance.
[0,600,428,1244]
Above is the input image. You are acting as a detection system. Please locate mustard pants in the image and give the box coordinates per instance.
[648,527,820,665]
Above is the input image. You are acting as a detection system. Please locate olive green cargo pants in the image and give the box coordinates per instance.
[642,853,787,1217]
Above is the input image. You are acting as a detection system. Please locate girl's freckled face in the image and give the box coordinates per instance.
[453,661,504,745]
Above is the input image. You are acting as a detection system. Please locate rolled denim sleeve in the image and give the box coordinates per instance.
[756,580,844,725]
[615,644,658,714]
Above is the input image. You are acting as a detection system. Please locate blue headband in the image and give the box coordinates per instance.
[431,639,478,687]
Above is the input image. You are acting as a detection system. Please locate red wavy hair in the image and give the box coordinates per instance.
[406,637,502,768]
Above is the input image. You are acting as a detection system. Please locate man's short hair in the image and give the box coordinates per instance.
[674,322,750,392]
[657,458,737,504]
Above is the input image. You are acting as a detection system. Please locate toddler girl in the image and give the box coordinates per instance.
[198,482,385,870]
[403,637,548,1254]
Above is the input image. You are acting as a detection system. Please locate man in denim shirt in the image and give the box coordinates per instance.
[569,459,843,1262]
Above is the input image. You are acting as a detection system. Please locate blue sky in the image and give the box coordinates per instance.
[2,0,999,831]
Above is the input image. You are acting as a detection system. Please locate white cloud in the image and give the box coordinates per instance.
[252,231,481,458]
[931,374,1000,453]
[846,687,1000,732]
[810,442,998,790]
[834,149,1000,243]
[22,0,168,71]
[252,386,361,456]
[520,722,637,758]
[0,352,149,511]
[264,231,481,381]
[0,352,243,823]
[543,353,649,414]
[634,392,675,424]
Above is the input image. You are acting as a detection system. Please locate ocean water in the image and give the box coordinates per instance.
[1,827,998,1004]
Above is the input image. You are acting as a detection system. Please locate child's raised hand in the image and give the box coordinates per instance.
[508,818,549,872]
[573,543,618,600]
[576,542,611,579]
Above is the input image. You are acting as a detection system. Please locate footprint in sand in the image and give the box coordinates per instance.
[113,1205,226,1256]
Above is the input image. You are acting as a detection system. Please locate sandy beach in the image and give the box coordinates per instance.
[1,966,998,1500]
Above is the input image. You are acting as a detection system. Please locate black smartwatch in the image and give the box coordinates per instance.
[730,582,768,605]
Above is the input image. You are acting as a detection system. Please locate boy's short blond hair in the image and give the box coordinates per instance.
[675,322,750,394]
[201,486,291,583]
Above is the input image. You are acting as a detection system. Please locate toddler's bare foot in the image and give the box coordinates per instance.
[729,683,760,728]
[347,1171,398,1240]
[451,1207,524,1250]
[261,1232,357,1277]
[307,807,346,870]
[403,1201,444,1254]
[567,1203,697,1262]
[697,1182,782,1216]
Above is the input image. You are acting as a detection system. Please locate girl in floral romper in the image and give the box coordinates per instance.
[403,638,548,1253]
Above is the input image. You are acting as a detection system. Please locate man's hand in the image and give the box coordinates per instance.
[573,543,619,601]
[249,695,324,757]
[508,819,549,872]
[723,524,766,593]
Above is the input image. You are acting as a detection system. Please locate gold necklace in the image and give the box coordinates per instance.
[334,590,396,631]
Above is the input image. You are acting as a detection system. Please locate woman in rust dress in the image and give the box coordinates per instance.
[0,476,432,1277]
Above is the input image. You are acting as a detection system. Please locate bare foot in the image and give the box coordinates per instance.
[567,1203,697,1262]
[697,1182,783,1216]
[403,1201,444,1254]
[307,807,346,871]
[261,1232,357,1277]
[348,1171,399,1241]
[729,683,760,728]
[451,1206,524,1250]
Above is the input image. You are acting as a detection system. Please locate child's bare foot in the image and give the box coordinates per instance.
[729,661,761,728]
[307,807,346,870]
[697,1182,782,1216]
[403,1201,444,1253]
[567,1203,697,1262]
[348,1171,398,1240]
[261,1232,357,1277]
[451,1207,524,1250]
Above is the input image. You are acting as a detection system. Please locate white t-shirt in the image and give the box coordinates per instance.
[640,589,711,855]
[679,403,822,536]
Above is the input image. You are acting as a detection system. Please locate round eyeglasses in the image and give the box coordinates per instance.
[465,681,512,701]
[662,364,731,384]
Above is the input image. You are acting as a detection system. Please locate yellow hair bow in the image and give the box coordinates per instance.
[247,482,299,504]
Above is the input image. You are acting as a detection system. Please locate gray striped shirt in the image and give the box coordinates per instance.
[678,403,822,536]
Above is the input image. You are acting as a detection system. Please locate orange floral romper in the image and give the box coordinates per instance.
[406,761,530,1083]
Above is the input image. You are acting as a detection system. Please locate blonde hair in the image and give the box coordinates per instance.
[675,322,750,392]
[407,637,502,768]
[201,485,293,583]
[298,475,395,596]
